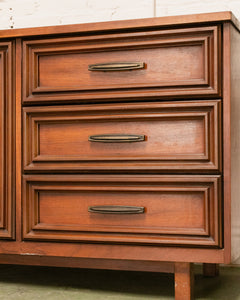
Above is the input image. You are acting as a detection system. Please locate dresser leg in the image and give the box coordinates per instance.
[174,262,194,300]
[203,263,219,277]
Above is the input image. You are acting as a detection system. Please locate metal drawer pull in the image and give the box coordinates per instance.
[89,134,145,143]
[88,62,145,71]
[88,205,145,214]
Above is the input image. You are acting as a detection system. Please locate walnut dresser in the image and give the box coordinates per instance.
[0,11,240,299]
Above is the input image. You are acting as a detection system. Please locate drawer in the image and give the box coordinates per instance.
[22,175,222,247]
[23,100,221,173]
[22,26,221,104]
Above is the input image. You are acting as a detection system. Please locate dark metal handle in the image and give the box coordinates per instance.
[89,134,145,143]
[88,205,145,214]
[88,62,145,71]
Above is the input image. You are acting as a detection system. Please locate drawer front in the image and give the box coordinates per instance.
[22,26,221,104]
[23,100,221,172]
[22,175,222,247]
[0,42,15,239]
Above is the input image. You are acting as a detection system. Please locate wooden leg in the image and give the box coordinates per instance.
[203,263,219,277]
[175,262,194,300]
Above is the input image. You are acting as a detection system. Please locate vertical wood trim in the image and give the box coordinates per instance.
[0,41,15,239]
[229,24,240,264]
[9,41,16,240]
[222,23,231,264]
[175,262,194,300]
[15,38,22,242]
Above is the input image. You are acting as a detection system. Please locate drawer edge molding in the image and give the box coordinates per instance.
[22,25,221,104]
[22,174,222,248]
[23,100,221,173]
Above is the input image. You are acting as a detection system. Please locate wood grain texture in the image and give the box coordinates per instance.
[221,22,240,265]
[22,174,222,247]
[222,23,232,264]
[175,262,194,300]
[2,13,240,299]
[23,101,221,173]
[0,41,15,239]
[230,24,240,264]
[15,39,22,243]
[0,240,225,263]
[22,26,221,104]
[0,254,175,273]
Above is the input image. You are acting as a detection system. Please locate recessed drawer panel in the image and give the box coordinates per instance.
[22,26,221,104]
[22,175,222,247]
[23,100,221,172]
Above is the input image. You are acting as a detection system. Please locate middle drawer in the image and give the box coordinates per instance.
[23,100,221,173]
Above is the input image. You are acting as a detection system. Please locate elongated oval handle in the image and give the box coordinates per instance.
[88,62,145,71]
[89,134,145,143]
[88,205,145,214]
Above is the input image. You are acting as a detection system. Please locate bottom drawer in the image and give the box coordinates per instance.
[22,175,222,247]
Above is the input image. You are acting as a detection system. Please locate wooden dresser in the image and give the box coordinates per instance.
[0,11,240,299]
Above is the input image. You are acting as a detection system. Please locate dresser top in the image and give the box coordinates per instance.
[0,11,239,39]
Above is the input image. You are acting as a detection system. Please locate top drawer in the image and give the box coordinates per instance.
[22,26,221,104]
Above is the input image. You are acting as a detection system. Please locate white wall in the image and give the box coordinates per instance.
[1,0,240,29]
[0,0,240,265]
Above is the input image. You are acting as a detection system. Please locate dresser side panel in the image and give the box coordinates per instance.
[230,24,240,264]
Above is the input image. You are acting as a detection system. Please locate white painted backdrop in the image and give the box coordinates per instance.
[0,0,240,265]
[0,0,240,29]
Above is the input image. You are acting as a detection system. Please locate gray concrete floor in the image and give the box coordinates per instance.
[0,264,239,299]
